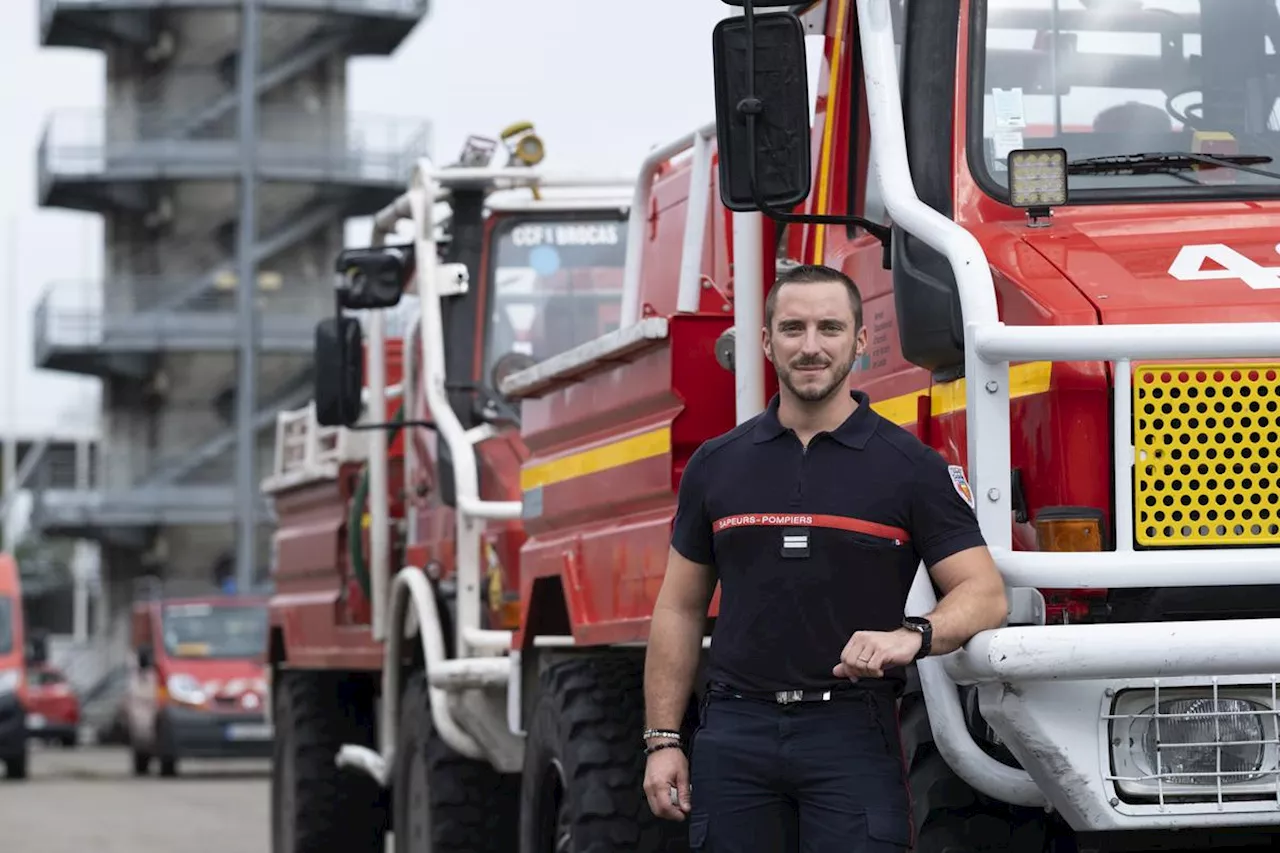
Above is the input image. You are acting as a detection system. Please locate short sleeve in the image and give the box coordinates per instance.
[670,444,714,565]
[909,450,987,567]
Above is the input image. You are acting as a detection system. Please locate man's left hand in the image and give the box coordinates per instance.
[833,629,922,680]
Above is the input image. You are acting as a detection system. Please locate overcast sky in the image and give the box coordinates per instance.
[0,1,807,440]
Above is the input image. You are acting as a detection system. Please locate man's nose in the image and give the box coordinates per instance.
[800,327,823,353]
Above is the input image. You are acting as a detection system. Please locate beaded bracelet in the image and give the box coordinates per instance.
[645,741,683,756]
[643,728,682,743]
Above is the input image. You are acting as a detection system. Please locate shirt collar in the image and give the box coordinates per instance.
[751,389,878,449]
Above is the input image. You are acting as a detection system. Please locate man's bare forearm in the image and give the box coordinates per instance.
[921,575,1007,656]
[644,603,707,731]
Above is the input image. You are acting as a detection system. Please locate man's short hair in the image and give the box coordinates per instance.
[764,264,863,331]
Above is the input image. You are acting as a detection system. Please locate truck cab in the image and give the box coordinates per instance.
[0,554,27,780]
[703,1,1280,849]
[126,581,271,778]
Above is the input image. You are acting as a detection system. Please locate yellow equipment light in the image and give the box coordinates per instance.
[1008,147,1068,209]
[515,134,545,167]
[500,120,546,168]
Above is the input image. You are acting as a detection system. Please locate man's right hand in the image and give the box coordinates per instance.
[643,745,691,821]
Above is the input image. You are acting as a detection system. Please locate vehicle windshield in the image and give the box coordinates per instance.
[161,602,267,660]
[0,597,11,656]
[974,0,1280,197]
[483,214,628,386]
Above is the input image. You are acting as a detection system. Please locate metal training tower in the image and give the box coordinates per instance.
[30,0,432,600]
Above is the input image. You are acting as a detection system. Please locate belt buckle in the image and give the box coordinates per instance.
[773,689,833,704]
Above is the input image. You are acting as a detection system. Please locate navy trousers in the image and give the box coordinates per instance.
[687,686,912,853]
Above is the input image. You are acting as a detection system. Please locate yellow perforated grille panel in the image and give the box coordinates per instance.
[1134,364,1280,547]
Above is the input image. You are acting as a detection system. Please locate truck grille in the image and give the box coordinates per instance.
[1134,364,1280,548]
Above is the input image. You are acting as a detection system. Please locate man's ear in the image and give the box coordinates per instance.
[854,325,869,357]
[760,325,772,360]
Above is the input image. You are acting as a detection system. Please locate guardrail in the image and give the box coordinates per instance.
[34,279,328,352]
[40,108,432,186]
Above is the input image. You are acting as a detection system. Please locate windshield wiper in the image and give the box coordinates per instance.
[1066,151,1280,181]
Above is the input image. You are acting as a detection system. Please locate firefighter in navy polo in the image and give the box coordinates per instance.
[641,264,1008,853]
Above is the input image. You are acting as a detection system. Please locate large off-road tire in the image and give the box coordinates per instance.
[900,669,1050,853]
[519,652,688,853]
[271,669,387,853]
[392,671,520,852]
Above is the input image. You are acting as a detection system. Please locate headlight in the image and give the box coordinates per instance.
[1110,687,1280,801]
[0,668,18,695]
[165,673,207,706]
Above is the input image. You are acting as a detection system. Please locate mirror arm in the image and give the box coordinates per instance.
[349,420,438,433]
[738,0,892,270]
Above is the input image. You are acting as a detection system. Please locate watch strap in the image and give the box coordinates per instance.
[904,616,932,660]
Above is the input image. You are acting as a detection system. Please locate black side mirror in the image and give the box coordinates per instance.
[712,8,812,212]
[314,316,365,427]
[335,245,414,311]
[710,1,893,262]
[137,646,153,670]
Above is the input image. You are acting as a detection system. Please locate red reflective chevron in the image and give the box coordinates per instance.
[711,513,909,543]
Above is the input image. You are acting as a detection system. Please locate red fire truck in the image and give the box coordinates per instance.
[266,3,1280,852]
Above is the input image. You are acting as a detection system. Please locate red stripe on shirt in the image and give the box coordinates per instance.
[711,513,910,543]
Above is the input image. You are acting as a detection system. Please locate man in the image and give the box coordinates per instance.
[641,264,1008,852]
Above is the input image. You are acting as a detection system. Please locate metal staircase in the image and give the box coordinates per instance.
[31,0,431,568]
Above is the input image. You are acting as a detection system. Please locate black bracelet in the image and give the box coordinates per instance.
[644,741,683,756]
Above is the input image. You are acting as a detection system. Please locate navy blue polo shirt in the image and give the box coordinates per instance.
[670,389,987,695]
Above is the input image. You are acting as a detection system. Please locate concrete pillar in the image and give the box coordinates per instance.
[71,540,100,644]
[75,439,91,489]
[1,437,15,550]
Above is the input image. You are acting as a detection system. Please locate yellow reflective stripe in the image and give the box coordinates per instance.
[871,362,1055,426]
[519,363,1054,489]
[520,426,671,491]
[813,0,849,262]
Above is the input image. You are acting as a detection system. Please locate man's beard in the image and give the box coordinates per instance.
[772,351,855,403]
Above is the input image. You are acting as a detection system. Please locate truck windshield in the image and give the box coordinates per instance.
[483,213,628,383]
[161,603,267,659]
[973,0,1280,197]
[0,597,11,655]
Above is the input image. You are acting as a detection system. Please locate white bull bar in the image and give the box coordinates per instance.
[856,0,1280,828]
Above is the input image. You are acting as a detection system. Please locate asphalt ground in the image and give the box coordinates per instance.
[0,743,271,853]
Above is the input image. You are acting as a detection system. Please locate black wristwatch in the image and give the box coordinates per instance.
[902,616,932,660]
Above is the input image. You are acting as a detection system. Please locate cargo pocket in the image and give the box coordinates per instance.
[688,812,710,850]
[864,809,911,851]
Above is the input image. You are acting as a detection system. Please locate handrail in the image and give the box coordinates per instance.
[620,122,718,327]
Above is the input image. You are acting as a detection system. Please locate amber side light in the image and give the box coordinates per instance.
[1033,507,1110,624]
[1034,507,1106,552]
[498,597,523,631]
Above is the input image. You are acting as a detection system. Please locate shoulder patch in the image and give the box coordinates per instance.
[948,464,976,509]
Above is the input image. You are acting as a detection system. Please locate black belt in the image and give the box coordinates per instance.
[707,681,864,705]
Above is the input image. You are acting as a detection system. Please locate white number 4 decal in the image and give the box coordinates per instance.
[1168,243,1280,290]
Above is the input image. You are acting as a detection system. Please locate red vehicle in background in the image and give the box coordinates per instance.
[0,553,27,780]
[23,663,80,748]
[125,579,272,777]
